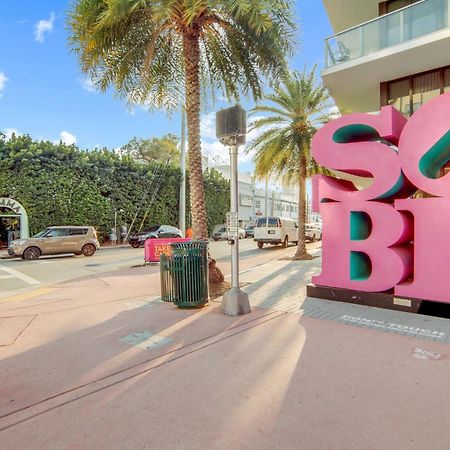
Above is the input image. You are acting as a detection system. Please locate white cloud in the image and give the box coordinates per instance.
[328,105,341,120]
[79,77,97,93]
[200,112,262,166]
[35,13,55,43]
[59,131,77,145]
[2,128,20,140]
[0,72,8,97]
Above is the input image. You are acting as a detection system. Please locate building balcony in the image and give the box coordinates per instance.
[325,0,449,69]
[322,0,450,112]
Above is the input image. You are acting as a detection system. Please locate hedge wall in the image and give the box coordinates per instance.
[0,134,230,241]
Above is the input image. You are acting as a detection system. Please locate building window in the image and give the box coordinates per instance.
[255,199,261,209]
[412,71,441,113]
[383,65,450,117]
[387,78,410,116]
[239,194,253,207]
[386,0,421,14]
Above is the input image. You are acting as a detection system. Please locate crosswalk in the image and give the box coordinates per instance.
[0,264,40,286]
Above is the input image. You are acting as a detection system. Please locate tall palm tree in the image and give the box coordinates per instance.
[67,0,294,240]
[248,67,331,260]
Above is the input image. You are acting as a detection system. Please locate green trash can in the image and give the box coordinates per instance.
[160,241,209,308]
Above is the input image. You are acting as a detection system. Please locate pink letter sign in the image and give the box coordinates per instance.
[312,93,450,304]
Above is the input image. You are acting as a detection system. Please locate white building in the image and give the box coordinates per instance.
[211,165,300,226]
[322,0,450,115]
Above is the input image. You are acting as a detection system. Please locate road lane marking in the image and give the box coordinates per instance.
[0,287,57,303]
[0,265,41,285]
[0,275,15,279]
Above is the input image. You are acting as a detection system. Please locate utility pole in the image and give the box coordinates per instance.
[179,110,186,237]
[251,175,256,224]
[265,176,269,216]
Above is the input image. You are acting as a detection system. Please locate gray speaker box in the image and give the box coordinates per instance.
[216,105,247,146]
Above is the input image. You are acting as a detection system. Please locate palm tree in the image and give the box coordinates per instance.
[248,67,331,260]
[67,0,294,240]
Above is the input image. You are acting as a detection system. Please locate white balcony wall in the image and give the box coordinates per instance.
[325,0,448,68]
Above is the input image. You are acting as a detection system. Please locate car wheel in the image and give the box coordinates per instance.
[82,244,96,257]
[319,233,322,241]
[311,234,317,243]
[130,242,141,248]
[257,242,264,249]
[23,246,41,260]
[282,236,288,248]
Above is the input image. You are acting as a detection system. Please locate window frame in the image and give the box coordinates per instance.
[381,65,450,116]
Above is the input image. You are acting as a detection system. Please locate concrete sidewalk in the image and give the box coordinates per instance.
[0,249,449,449]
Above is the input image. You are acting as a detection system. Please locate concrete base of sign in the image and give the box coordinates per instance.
[306,284,422,314]
[222,287,251,316]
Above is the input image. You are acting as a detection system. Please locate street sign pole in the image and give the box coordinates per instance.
[230,144,239,289]
[222,140,251,315]
[216,104,250,316]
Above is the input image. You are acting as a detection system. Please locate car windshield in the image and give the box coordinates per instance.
[218,228,226,233]
[256,218,279,227]
[143,226,160,234]
[33,229,49,238]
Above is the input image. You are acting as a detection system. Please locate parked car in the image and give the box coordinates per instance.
[212,226,245,241]
[129,225,183,248]
[8,226,100,260]
[305,223,322,242]
[254,217,298,249]
[245,225,255,238]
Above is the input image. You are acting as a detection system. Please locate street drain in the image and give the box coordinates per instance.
[85,264,101,267]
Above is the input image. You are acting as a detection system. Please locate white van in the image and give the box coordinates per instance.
[254,217,298,249]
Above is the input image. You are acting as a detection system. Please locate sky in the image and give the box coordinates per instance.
[0,1,333,173]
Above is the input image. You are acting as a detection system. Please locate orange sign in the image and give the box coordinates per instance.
[144,238,191,263]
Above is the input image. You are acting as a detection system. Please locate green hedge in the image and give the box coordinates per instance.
[0,134,230,240]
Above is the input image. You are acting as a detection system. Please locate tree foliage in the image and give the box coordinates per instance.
[67,0,295,240]
[247,67,331,259]
[0,134,229,240]
[121,134,180,165]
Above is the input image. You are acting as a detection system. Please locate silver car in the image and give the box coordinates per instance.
[8,226,100,260]
[305,223,322,242]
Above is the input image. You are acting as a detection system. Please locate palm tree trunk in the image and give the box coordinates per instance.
[183,32,225,285]
[183,33,208,240]
[295,152,312,260]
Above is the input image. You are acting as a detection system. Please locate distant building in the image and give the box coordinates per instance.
[212,165,301,226]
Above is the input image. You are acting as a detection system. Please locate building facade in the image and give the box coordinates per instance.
[212,165,300,226]
[322,0,450,115]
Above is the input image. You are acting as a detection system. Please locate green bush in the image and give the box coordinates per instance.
[0,134,229,240]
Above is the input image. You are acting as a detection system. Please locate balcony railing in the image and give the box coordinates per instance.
[325,0,449,68]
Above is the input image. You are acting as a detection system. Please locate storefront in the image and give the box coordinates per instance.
[0,197,29,247]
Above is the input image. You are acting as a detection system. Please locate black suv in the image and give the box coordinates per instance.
[129,225,183,248]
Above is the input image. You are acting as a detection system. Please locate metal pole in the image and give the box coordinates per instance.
[179,110,186,237]
[230,144,239,289]
[114,210,117,245]
[265,176,269,216]
[251,175,256,224]
[222,141,251,316]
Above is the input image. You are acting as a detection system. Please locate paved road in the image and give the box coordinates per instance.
[0,239,295,298]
